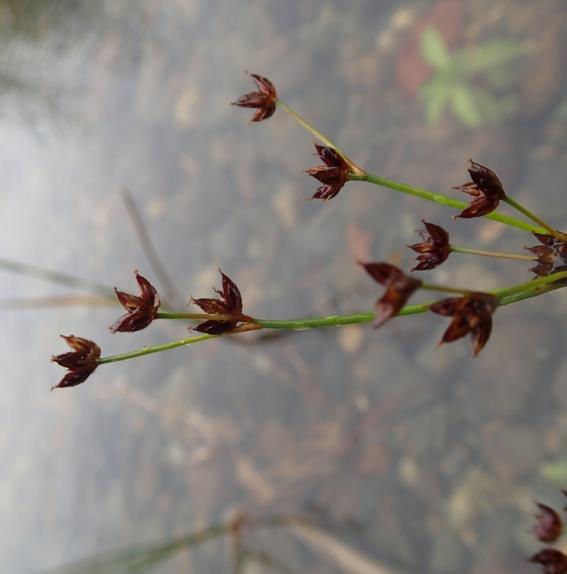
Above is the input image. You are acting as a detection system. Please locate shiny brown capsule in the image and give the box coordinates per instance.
[408,221,451,271]
[231,73,278,122]
[306,143,351,201]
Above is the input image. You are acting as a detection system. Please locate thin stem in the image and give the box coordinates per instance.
[97,272,566,364]
[350,172,546,234]
[276,99,365,176]
[421,282,470,295]
[451,246,537,261]
[504,196,562,238]
[0,256,115,299]
[156,311,236,321]
[97,334,218,364]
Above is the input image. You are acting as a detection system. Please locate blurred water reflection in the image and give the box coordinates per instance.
[0,1,565,572]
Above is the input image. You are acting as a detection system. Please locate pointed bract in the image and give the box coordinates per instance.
[51,335,100,390]
[232,73,277,122]
[191,270,245,334]
[533,502,563,543]
[529,549,567,574]
[409,221,451,271]
[111,271,160,333]
[306,143,351,201]
[430,292,499,356]
[454,160,506,218]
[360,262,422,328]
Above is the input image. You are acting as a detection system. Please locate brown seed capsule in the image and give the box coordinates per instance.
[231,73,278,122]
[529,548,567,574]
[360,262,422,328]
[408,221,451,271]
[110,271,161,333]
[191,269,247,334]
[306,143,351,201]
[430,292,499,356]
[454,159,506,218]
[533,503,563,543]
[526,233,567,277]
[51,335,100,390]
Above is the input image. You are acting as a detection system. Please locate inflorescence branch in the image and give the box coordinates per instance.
[50,72,566,389]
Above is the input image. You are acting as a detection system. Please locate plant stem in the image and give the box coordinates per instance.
[97,334,218,364]
[0,256,115,299]
[96,272,566,364]
[503,196,562,239]
[157,311,236,321]
[276,99,365,176]
[349,172,546,234]
[451,246,536,261]
[421,282,470,295]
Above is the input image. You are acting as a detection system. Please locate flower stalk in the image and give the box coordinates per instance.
[450,246,537,261]
[349,172,546,234]
[92,271,566,366]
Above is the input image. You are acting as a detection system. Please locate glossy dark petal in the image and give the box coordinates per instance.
[111,310,156,333]
[533,503,563,543]
[456,195,501,218]
[529,549,567,574]
[220,271,243,313]
[360,262,398,285]
[467,160,505,199]
[194,320,238,335]
[191,297,230,315]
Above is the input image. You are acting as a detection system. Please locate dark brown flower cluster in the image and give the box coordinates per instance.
[526,233,567,277]
[111,271,161,333]
[529,494,567,574]
[51,335,100,390]
[430,292,499,356]
[408,221,451,271]
[191,270,249,334]
[360,262,422,327]
[454,160,506,218]
[231,73,278,122]
[306,143,351,201]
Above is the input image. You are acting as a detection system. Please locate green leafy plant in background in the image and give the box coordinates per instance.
[420,27,525,127]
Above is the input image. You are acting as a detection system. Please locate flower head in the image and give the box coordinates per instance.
[306,143,351,201]
[430,292,499,356]
[533,502,563,543]
[111,271,160,333]
[360,262,422,328]
[51,335,100,390]
[529,549,567,574]
[526,233,567,276]
[454,160,506,218]
[191,270,246,334]
[408,221,451,271]
[231,73,278,122]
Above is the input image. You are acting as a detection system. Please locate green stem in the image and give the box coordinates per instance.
[97,334,218,364]
[350,172,546,234]
[276,99,365,175]
[503,196,561,238]
[157,311,236,321]
[421,282,470,295]
[97,272,566,364]
[451,246,536,261]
